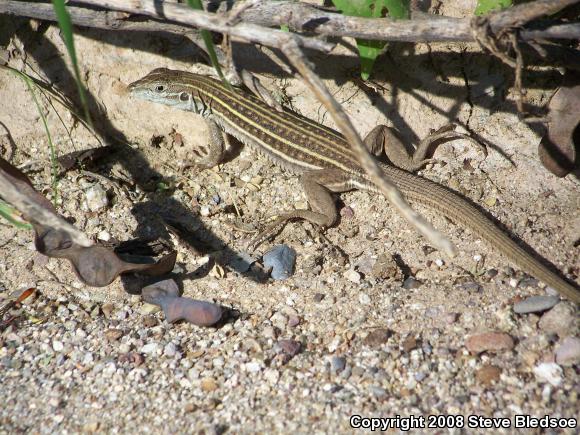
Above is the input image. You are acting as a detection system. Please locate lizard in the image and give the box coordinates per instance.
[128,68,580,304]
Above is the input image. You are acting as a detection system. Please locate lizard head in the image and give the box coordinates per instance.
[128,68,211,115]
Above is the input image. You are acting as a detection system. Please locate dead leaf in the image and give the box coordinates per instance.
[539,71,579,177]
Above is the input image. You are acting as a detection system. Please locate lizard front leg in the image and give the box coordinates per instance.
[188,119,227,169]
[249,169,352,250]
[364,125,486,172]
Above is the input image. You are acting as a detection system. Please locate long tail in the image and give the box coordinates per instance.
[380,164,580,303]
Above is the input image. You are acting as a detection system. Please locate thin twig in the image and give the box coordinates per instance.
[280,36,457,257]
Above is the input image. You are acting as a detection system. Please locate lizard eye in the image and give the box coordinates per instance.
[179,92,190,102]
[155,85,165,92]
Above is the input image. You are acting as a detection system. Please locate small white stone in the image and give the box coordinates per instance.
[509,278,519,288]
[264,368,280,384]
[85,184,108,212]
[533,362,562,387]
[200,206,211,216]
[164,342,177,357]
[245,361,262,373]
[52,340,64,352]
[435,258,445,267]
[97,230,111,242]
[358,293,371,305]
[82,352,94,365]
[141,342,160,354]
[344,269,361,283]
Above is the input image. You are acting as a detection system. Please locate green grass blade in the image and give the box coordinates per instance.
[186,0,231,89]
[0,200,33,230]
[8,68,59,206]
[51,0,93,126]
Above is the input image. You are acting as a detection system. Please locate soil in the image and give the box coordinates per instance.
[0,5,578,434]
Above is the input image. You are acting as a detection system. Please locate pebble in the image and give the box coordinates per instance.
[331,356,346,373]
[200,377,218,392]
[513,295,560,314]
[533,362,562,387]
[142,316,159,328]
[370,385,387,398]
[344,269,361,283]
[465,332,514,353]
[245,362,262,373]
[402,277,422,289]
[270,312,288,330]
[140,303,161,314]
[313,293,325,302]
[141,343,160,354]
[85,184,108,212]
[555,337,580,366]
[358,293,371,305]
[363,328,391,347]
[164,342,178,358]
[105,329,124,341]
[276,339,301,357]
[97,230,111,242]
[264,368,280,384]
[475,365,501,385]
[538,303,576,337]
[101,303,114,318]
[52,340,64,352]
[263,245,296,280]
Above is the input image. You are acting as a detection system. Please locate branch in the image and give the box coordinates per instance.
[69,0,334,52]
[1,1,578,44]
[0,171,92,247]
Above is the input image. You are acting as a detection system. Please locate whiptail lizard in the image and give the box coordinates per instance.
[128,68,580,303]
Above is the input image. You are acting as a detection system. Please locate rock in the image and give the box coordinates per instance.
[101,303,114,318]
[245,361,262,373]
[539,303,576,337]
[313,293,325,302]
[371,254,401,280]
[164,342,178,358]
[513,295,560,314]
[270,312,288,330]
[200,377,218,392]
[276,339,301,357]
[533,362,562,387]
[263,245,296,280]
[142,316,159,328]
[465,332,514,353]
[331,356,346,373]
[264,368,280,384]
[402,277,422,289]
[141,343,160,354]
[401,336,418,353]
[140,303,162,314]
[52,340,64,352]
[475,365,501,385]
[105,329,123,341]
[344,269,361,283]
[555,337,580,366]
[363,328,391,347]
[85,184,108,212]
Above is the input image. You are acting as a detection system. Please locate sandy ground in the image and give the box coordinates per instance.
[0,3,579,434]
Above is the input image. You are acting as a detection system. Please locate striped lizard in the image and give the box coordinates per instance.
[128,68,580,303]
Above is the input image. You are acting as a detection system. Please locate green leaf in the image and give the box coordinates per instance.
[186,0,232,90]
[51,0,92,127]
[475,0,513,15]
[331,0,410,80]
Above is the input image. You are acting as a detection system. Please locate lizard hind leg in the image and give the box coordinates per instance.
[364,124,486,172]
[248,169,350,251]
